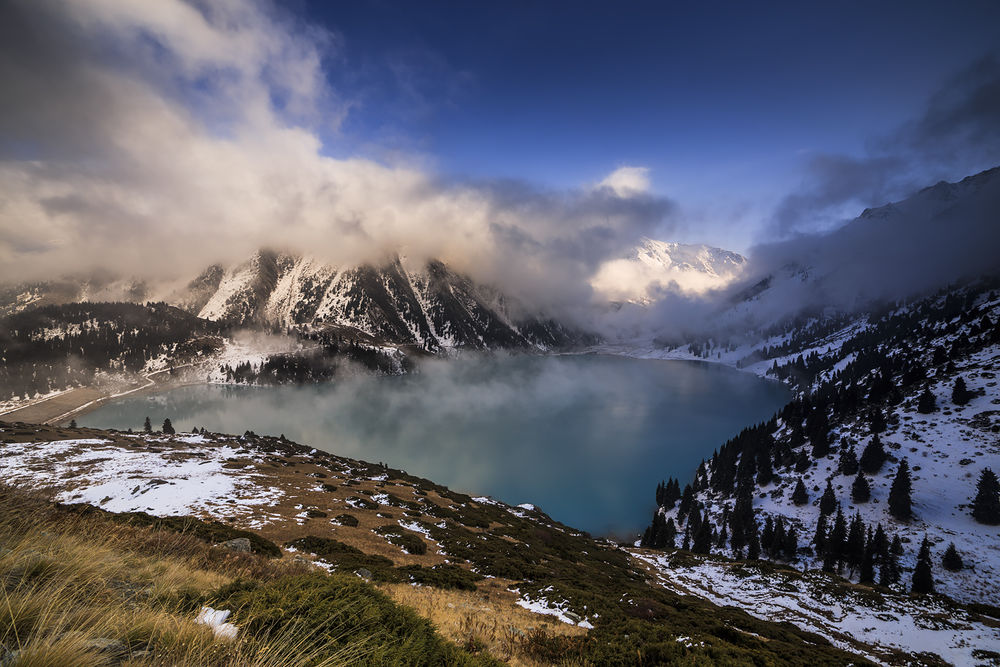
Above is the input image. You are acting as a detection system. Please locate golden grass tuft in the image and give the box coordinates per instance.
[381,578,587,666]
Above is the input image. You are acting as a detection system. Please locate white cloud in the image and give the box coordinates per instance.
[596,166,651,197]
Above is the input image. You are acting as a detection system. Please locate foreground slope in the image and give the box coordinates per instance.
[0,420,870,665]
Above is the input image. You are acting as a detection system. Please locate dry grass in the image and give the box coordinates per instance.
[381,578,587,666]
[0,485,367,666]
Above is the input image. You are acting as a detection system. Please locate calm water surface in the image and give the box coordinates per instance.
[79,354,789,536]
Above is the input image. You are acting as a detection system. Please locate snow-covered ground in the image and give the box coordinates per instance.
[0,435,284,522]
[634,551,1000,666]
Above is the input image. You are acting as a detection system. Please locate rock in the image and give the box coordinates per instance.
[355,568,373,580]
[220,538,252,553]
[564,611,582,623]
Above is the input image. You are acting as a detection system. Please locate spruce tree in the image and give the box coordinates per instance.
[162,418,175,435]
[69,419,77,428]
[859,532,876,584]
[693,519,713,554]
[951,377,972,406]
[746,520,761,560]
[791,478,809,505]
[678,484,695,522]
[819,480,837,516]
[826,505,847,573]
[917,387,937,414]
[682,525,691,551]
[795,450,811,473]
[761,516,774,554]
[971,468,1000,525]
[851,470,871,503]
[845,513,866,574]
[880,535,902,587]
[782,526,798,561]
[813,513,827,557]
[911,536,934,594]
[143,416,152,433]
[888,459,913,521]
[839,445,859,476]
[869,408,887,435]
[942,542,963,571]
[859,434,887,474]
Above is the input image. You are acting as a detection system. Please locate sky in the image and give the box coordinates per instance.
[0,0,998,313]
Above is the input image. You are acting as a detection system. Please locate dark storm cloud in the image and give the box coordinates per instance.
[770,54,1000,239]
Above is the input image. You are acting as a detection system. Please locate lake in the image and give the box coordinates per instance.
[78,354,789,537]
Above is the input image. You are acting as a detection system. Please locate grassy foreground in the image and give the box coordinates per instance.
[0,484,494,666]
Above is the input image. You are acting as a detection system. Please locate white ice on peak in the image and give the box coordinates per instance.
[590,238,747,303]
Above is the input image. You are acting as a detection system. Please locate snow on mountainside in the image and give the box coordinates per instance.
[639,281,1000,611]
[590,238,747,303]
[179,251,574,351]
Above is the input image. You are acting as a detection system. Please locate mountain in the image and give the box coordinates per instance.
[732,166,1000,324]
[173,251,576,351]
[590,238,747,303]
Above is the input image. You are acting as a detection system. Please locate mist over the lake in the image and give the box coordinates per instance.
[79,354,790,537]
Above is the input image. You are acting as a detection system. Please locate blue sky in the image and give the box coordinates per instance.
[307,0,1000,249]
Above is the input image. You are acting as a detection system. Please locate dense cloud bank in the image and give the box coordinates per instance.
[0,0,674,317]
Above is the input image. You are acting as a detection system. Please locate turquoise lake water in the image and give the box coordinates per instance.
[79,354,789,537]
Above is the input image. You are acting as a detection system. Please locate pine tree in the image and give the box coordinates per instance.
[971,468,1000,525]
[859,532,876,584]
[771,518,786,559]
[869,407,887,435]
[761,516,774,554]
[888,459,913,521]
[942,542,963,571]
[825,505,847,573]
[839,445,859,476]
[911,536,934,594]
[859,434,887,474]
[693,519,713,554]
[845,513,866,575]
[757,450,773,486]
[851,470,871,503]
[819,480,837,516]
[917,386,937,414]
[795,450,811,473]
[143,416,152,433]
[813,513,827,557]
[791,478,809,505]
[682,524,691,551]
[162,418,175,435]
[678,484,695,522]
[746,520,761,560]
[951,377,972,406]
[782,526,798,561]
[880,535,902,587]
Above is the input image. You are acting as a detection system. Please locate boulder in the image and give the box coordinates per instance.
[220,537,252,553]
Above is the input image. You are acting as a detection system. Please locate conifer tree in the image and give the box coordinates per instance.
[772,518,786,559]
[746,520,761,560]
[682,524,691,551]
[678,483,695,522]
[942,542,963,571]
[813,513,827,557]
[880,535,902,587]
[716,522,728,548]
[911,536,934,594]
[143,416,152,433]
[757,450,773,486]
[971,468,1000,525]
[819,480,837,516]
[859,532,876,584]
[888,459,913,521]
[839,444,859,476]
[791,478,809,505]
[782,526,798,561]
[851,470,871,503]
[860,434,887,474]
[69,419,77,428]
[825,505,847,573]
[162,418,175,435]
[693,519,713,554]
[663,518,677,548]
[761,516,774,553]
[869,407,887,435]
[951,377,972,406]
[917,386,937,414]
[845,513,866,574]
[795,450,811,473]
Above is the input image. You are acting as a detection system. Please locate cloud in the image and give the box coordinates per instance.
[0,0,675,316]
[596,166,651,197]
[768,54,1000,239]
